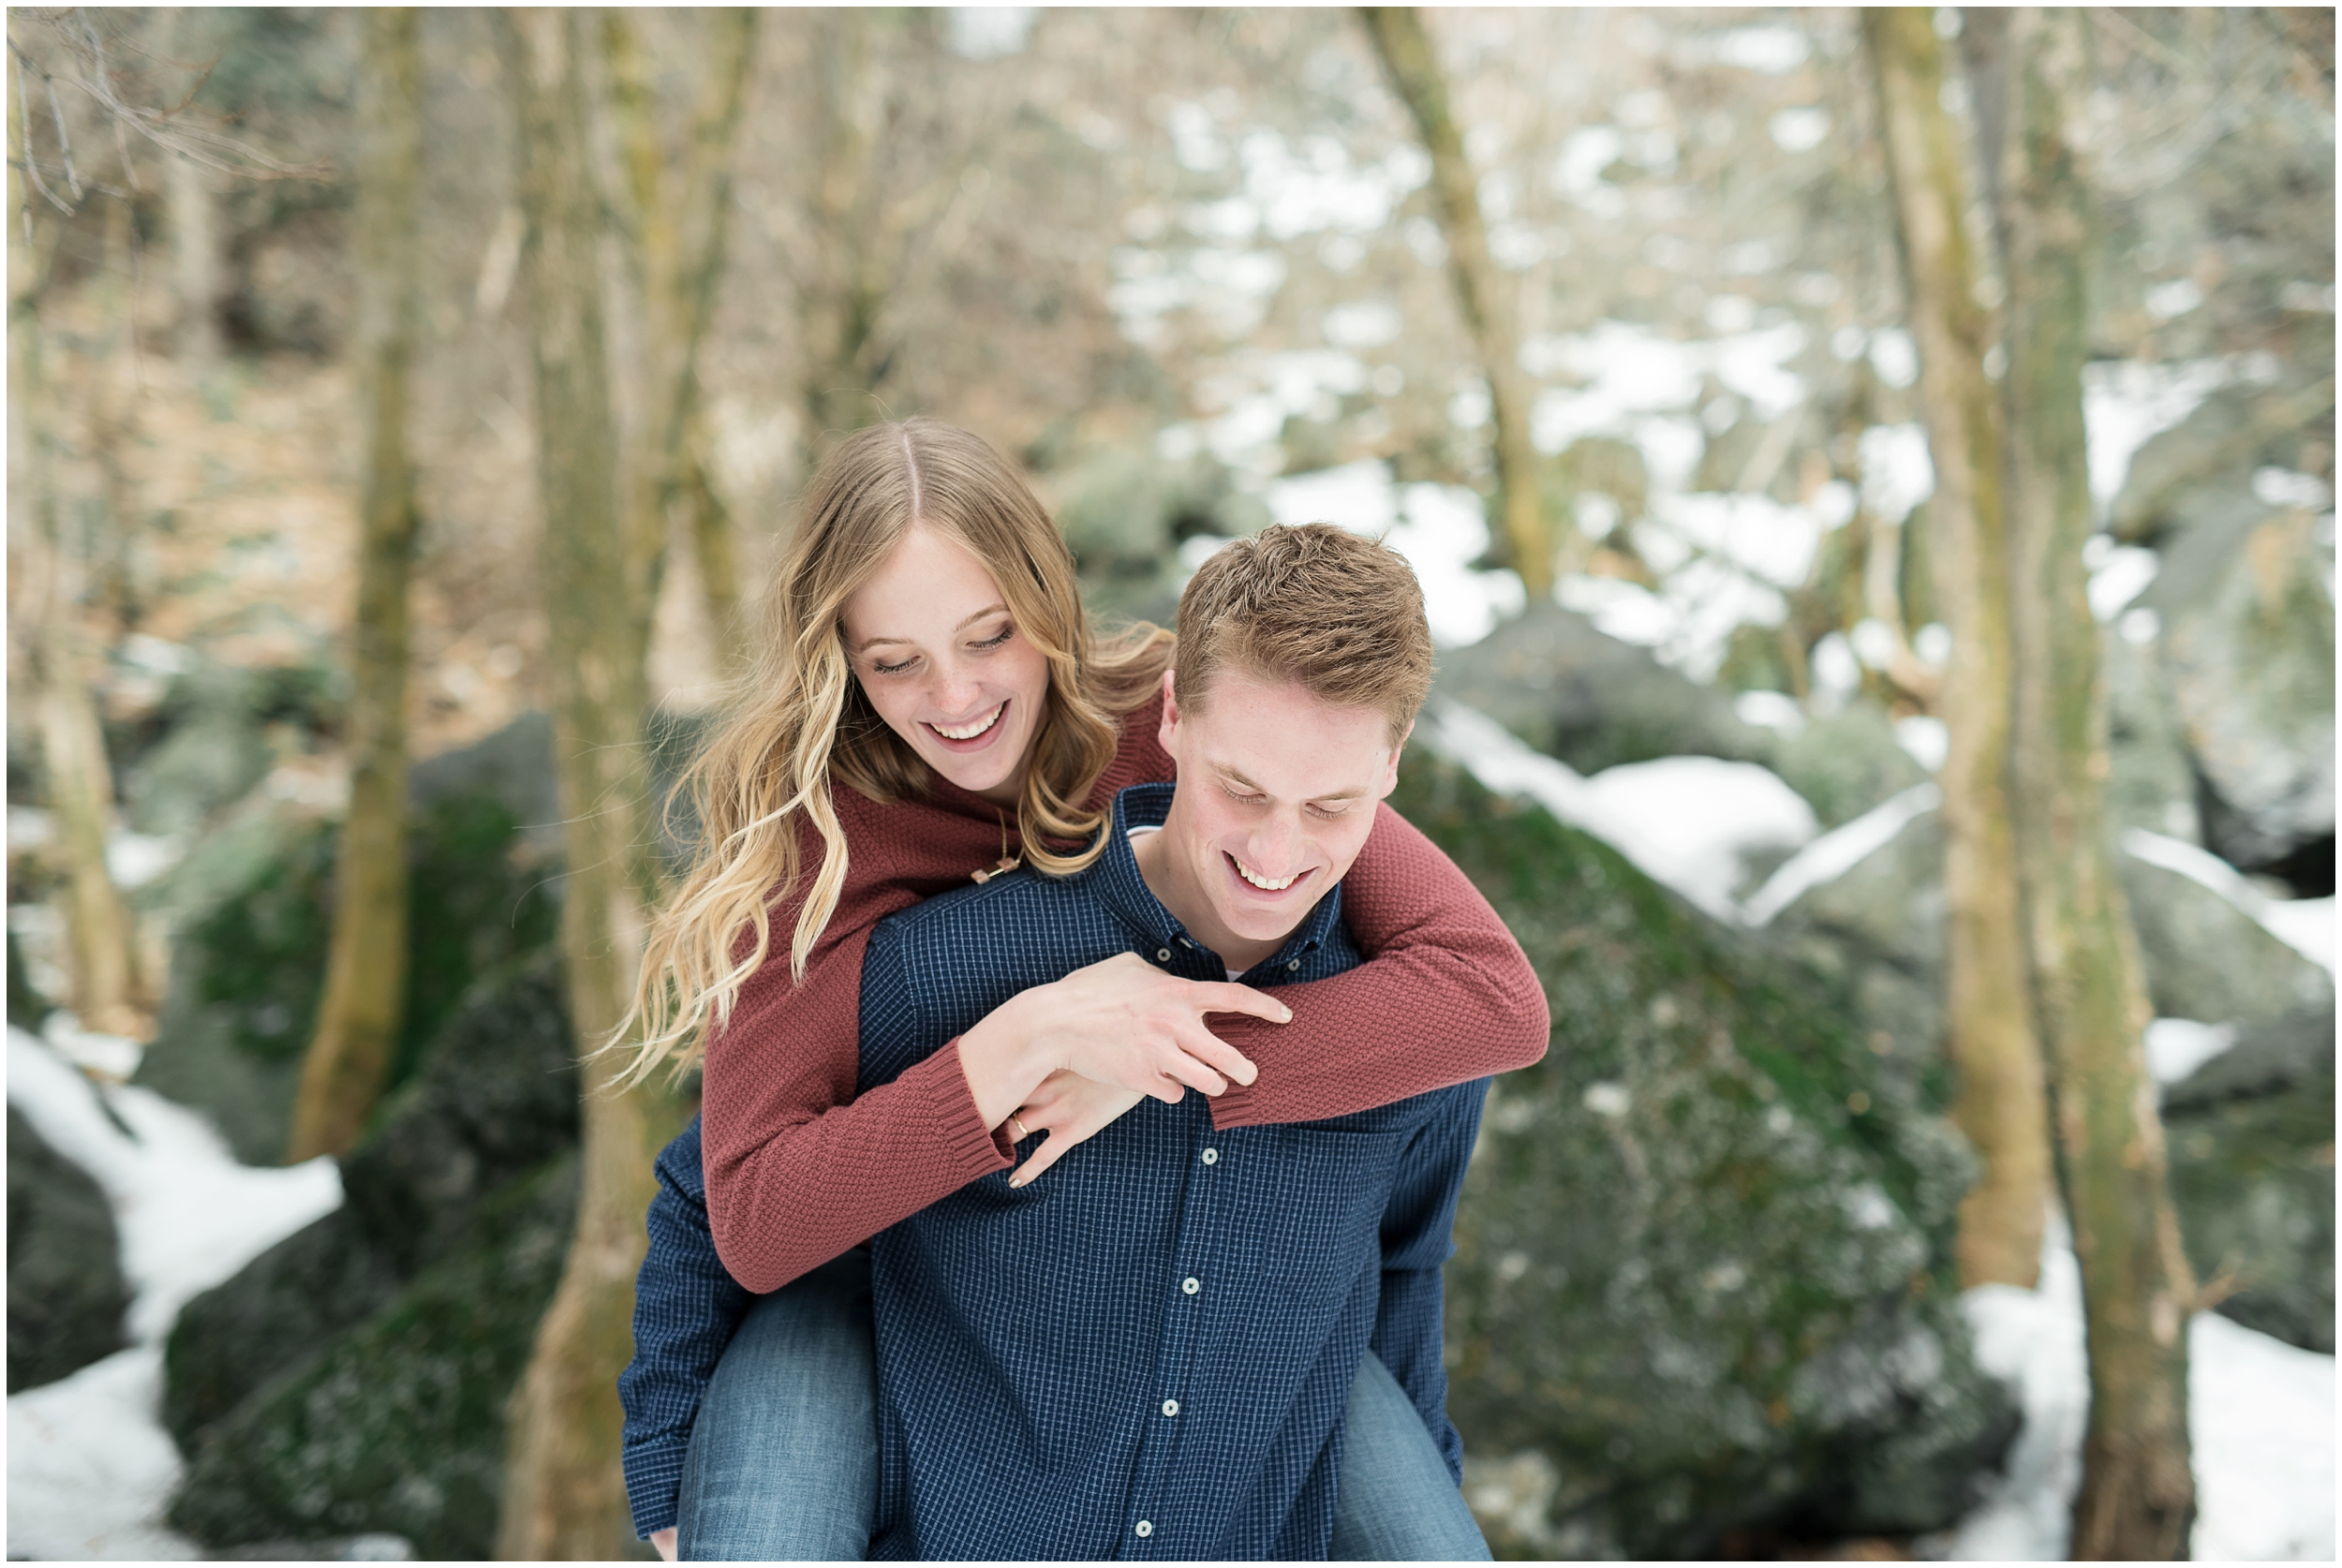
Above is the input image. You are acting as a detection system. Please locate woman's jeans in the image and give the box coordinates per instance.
[675,1249,1490,1561]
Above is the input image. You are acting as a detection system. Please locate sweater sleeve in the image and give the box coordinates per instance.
[700,802,1015,1295]
[1205,801,1549,1128]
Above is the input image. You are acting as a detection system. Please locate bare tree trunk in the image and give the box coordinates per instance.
[288,8,423,1164]
[1863,7,2053,1290]
[1991,9,2196,1555]
[166,155,219,368]
[9,170,148,1040]
[1358,6,1555,600]
[495,10,687,1559]
[802,8,888,447]
[165,11,222,370]
[602,7,757,671]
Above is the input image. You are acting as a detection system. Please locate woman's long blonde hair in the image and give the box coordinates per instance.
[616,418,1172,1087]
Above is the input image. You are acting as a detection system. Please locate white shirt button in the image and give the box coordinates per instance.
[1161,1398,1180,1416]
[1286,958,1301,970]
[1201,1147,1219,1165]
[1134,1520,1154,1538]
[1156,948,1173,962]
[1181,1276,1200,1295]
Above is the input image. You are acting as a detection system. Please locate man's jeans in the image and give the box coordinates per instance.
[675,1249,1490,1561]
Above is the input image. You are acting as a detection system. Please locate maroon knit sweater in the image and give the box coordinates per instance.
[701,690,1550,1294]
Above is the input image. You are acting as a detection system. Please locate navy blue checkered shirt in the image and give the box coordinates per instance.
[620,782,1486,1555]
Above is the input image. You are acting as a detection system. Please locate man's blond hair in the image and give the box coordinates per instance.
[1174,523,1433,746]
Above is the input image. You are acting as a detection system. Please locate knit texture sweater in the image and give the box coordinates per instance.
[701,689,1549,1294]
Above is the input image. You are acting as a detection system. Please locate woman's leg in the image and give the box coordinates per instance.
[1328,1353,1493,1561]
[675,1249,879,1561]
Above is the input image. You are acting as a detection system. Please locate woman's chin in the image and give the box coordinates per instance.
[923,742,1023,801]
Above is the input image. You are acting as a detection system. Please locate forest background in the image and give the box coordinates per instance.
[6,6,2334,1562]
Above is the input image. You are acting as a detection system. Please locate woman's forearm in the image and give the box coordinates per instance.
[1206,802,1549,1127]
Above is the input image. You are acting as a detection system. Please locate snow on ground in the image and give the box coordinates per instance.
[7,1024,343,1561]
[2124,828,2337,973]
[2142,1018,2239,1086]
[1423,701,1817,921]
[1741,782,1941,927]
[1933,1217,2336,1562]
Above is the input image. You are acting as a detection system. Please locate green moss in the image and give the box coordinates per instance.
[168,1156,578,1561]
[1391,754,2008,1556]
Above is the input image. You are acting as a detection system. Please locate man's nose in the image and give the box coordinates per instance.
[1246,812,1301,873]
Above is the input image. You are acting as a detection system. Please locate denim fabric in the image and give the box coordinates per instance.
[676,1248,1487,1562]
[675,1250,878,1561]
[621,1120,752,1537]
[1328,1354,1492,1561]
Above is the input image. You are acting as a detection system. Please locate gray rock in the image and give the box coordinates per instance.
[2119,855,2335,1031]
[2162,1008,2335,1354]
[1435,601,1777,776]
[131,753,563,1164]
[163,953,579,1453]
[1771,703,1932,830]
[2105,629,2202,844]
[7,1104,131,1392]
[2136,502,2335,871]
[1395,756,2012,1559]
[167,1155,579,1562]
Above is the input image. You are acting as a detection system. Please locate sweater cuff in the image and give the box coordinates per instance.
[911,1040,1018,1171]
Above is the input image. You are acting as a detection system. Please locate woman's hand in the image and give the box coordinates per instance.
[1005,1070,1147,1187]
[956,952,1287,1130]
[652,1527,677,1562]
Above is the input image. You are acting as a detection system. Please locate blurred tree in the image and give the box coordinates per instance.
[9,22,151,1042]
[493,9,688,1559]
[602,7,756,672]
[288,8,423,1164]
[1358,6,1557,599]
[1985,8,2195,1556]
[1862,8,2053,1291]
[163,10,225,370]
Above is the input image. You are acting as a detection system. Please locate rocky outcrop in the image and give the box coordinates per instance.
[130,720,564,1165]
[163,954,579,1456]
[2162,1010,2335,1354]
[1397,756,2014,1558]
[1435,601,1777,776]
[7,1104,131,1392]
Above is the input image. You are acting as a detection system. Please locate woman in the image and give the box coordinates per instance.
[622,419,1547,1558]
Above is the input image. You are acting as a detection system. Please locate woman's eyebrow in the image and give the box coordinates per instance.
[852,603,1011,653]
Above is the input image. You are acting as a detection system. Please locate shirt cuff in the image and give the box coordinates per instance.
[915,1039,1018,1169]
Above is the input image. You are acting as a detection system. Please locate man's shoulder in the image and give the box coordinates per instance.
[869,862,1097,948]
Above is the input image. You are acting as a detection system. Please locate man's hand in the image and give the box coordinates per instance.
[958,952,1284,1130]
[1006,1070,1147,1187]
[651,1527,677,1562]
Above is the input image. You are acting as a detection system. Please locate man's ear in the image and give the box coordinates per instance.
[1379,717,1416,798]
[1158,667,1180,755]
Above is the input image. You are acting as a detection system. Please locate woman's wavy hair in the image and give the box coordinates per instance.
[615,418,1172,1087]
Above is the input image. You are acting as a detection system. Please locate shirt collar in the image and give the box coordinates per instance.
[1092,782,1345,970]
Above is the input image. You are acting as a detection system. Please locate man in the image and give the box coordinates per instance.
[625,525,1513,1558]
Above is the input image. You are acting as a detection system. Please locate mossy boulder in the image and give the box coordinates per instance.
[131,751,562,1165]
[164,953,578,1452]
[7,1104,131,1392]
[1394,756,2011,1559]
[1769,703,1931,830]
[167,1154,579,1561]
[2162,1009,2335,1354]
[1435,602,1776,777]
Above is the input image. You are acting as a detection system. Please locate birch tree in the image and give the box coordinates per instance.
[1990,8,2195,1554]
[1358,5,1556,599]
[287,7,424,1163]
[1863,7,2056,1291]
[494,9,688,1557]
